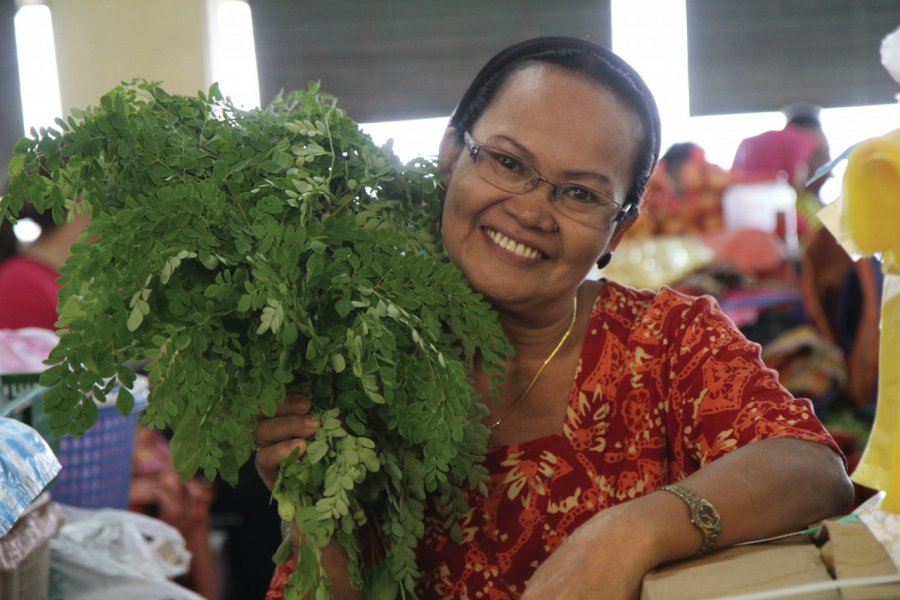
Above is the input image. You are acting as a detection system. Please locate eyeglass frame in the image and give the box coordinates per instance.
[462,131,636,228]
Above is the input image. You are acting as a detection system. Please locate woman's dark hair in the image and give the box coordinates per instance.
[662,142,699,165]
[448,36,661,216]
[0,200,58,263]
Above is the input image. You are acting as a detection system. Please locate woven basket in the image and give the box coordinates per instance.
[0,496,62,600]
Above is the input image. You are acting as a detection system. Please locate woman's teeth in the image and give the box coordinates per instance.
[486,229,542,259]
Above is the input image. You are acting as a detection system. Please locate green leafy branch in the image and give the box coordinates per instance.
[1,80,511,599]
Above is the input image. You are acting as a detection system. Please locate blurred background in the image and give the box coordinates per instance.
[2,0,900,203]
[1,1,897,598]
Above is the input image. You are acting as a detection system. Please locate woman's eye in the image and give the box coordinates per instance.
[492,152,524,173]
[562,185,602,205]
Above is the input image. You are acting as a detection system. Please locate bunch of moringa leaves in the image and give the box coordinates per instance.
[1,80,510,599]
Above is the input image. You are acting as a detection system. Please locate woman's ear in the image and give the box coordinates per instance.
[606,210,638,252]
[438,127,464,175]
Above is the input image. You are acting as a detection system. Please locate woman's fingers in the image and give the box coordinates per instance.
[272,393,313,417]
[255,438,308,491]
[254,413,319,448]
[256,437,307,471]
[252,394,320,491]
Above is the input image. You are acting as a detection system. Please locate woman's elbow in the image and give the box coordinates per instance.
[829,458,856,515]
[808,440,856,516]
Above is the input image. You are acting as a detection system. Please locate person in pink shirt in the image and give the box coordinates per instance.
[0,198,89,330]
[732,124,821,186]
[731,106,831,239]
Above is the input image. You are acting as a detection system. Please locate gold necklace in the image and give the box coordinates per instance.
[489,294,578,430]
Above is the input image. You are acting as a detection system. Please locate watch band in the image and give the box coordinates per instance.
[661,483,721,557]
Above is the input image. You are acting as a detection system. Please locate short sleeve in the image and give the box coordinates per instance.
[661,291,843,475]
[0,258,61,331]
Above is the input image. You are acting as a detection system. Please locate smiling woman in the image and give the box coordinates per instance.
[439,62,639,314]
[258,37,854,600]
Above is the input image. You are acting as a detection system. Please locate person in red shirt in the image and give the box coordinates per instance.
[0,195,225,597]
[253,37,854,599]
[0,199,89,330]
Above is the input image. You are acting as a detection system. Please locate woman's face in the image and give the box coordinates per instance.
[440,63,641,313]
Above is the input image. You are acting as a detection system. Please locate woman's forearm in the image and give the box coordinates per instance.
[316,541,364,600]
[617,438,854,568]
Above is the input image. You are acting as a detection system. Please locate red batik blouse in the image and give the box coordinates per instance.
[267,280,842,599]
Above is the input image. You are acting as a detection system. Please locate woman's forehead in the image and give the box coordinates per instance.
[478,63,638,132]
[474,64,640,178]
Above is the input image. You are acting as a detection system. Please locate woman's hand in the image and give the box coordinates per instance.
[253,394,320,491]
[253,395,363,599]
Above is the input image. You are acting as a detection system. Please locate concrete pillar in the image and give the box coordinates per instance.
[47,0,212,115]
[1,0,23,181]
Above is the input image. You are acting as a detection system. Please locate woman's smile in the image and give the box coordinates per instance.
[483,227,547,261]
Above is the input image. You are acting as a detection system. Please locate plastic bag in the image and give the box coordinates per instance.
[855,491,900,569]
[0,417,61,537]
[0,328,59,374]
[49,505,203,600]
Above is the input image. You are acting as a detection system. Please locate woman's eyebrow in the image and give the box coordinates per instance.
[487,134,614,187]
[486,134,534,159]
[561,169,613,187]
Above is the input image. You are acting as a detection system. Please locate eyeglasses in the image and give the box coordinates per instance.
[463,131,631,229]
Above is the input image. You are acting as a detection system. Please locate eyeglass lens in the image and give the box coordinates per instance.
[472,144,622,227]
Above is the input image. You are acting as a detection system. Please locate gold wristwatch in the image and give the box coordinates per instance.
[661,484,721,557]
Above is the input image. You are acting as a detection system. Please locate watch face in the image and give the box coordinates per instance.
[695,502,720,528]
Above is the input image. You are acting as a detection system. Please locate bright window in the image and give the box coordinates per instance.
[367,1,899,205]
[14,4,62,134]
[208,0,260,109]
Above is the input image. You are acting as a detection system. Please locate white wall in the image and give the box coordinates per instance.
[48,0,212,116]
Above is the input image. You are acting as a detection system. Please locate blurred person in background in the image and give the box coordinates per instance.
[628,141,730,238]
[731,103,831,241]
[734,105,880,494]
[781,102,832,229]
[0,190,89,330]
[0,186,221,598]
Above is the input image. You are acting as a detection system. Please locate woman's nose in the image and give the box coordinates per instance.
[504,184,558,231]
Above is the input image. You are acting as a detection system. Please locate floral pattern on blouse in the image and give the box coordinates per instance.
[267,281,842,600]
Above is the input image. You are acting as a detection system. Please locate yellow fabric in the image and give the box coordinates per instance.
[852,272,900,511]
[841,127,900,263]
[837,127,900,512]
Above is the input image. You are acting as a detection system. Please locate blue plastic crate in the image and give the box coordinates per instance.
[51,403,139,509]
[0,373,143,510]
[0,373,55,455]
